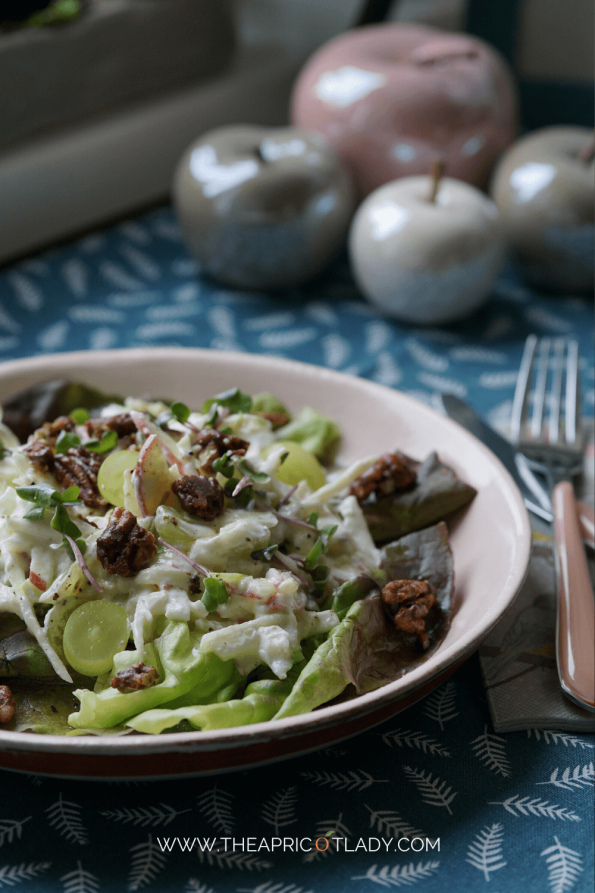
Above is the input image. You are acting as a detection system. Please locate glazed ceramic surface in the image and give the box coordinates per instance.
[172,125,354,289]
[349,176,506,324]
[0,349,531,778]
[292,23,518,197]
[491,126,595,293]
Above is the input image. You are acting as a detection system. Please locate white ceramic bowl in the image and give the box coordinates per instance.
[0,348,530,778]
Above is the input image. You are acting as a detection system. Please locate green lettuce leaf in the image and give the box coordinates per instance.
[69,621,233,730]
[275,407,340,461]
[251,393,290,418]
[361,452,476,543]
[276,523,453,718]
[126,665,300,734]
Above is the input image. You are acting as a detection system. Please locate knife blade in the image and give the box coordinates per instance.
[440,394,554,523]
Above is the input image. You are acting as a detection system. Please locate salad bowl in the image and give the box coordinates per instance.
[0,348,531,778]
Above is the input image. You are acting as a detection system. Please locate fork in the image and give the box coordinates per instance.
[511,334,594,713]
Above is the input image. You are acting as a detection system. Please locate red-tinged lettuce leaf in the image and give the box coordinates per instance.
[362,452,476,544]
[1,379,123,443]
[276,523,453,718]
[381,521,453,612]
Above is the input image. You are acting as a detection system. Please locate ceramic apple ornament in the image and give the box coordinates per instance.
[172,125,355,289]
[490,126,594,292]
[349,161,506,324]
[292,23,518,198]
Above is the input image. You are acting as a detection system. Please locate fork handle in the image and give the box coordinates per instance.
[553,481,595,712]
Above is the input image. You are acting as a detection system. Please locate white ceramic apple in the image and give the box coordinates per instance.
[490,126,594,292]
[172,124,354,289]
[348,172,506,324]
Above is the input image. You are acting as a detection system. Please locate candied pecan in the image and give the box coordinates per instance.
[261,411,290,429]
[350,453,417,503]
[34,416,75,446]
[23,439,55,474]
[172,475,225,522]
[194,429,249,471]
[97,507,157,577]
[381,579,437,649]
[106,413,138,438]
[110,662,159,693]
[0,685,15,724]
[53,446,106,508]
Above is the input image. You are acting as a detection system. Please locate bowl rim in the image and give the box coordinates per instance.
[0,347,531,755]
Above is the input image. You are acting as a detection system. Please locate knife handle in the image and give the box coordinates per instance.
[553,481,595,713]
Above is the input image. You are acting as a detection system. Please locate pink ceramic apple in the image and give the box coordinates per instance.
[490,126,594,292]
[292,23,518,198]
[348,170,506,324]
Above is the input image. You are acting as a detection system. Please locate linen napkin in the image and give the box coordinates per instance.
[478,424,595,733]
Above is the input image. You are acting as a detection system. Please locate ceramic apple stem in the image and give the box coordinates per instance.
[428,157,444,203]
[578,135,595,164]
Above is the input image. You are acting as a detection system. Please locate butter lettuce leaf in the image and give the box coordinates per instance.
[275,407,340,461]
[69,621,233,730]
[127,665,300,734]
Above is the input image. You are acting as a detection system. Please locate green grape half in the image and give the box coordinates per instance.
[97,450,139,507]
[273,441,326,491]
[63,601,129,676]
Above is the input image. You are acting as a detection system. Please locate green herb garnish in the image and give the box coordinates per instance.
[236,459,269,483]
[85,430,118,454]
[250,544,279,562]
[201,388,252,415]
[212,454,235,479]
[69,408,90,424]
[201,577,229,613]
[171,402,191,424]
[305,525,338,570]
[16,484,82,521]
[50,504,86,559]
[55,431,81,453]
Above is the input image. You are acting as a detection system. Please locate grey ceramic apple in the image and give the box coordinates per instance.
[490,126,594,292]
[348,172,506,324]
[172,125,355,289]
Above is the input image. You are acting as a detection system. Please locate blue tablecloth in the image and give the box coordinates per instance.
[0,208,593,893]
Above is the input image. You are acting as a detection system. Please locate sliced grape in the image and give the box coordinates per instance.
[273,441,326,491]
[63,601,129,676]
[97,450,139,507]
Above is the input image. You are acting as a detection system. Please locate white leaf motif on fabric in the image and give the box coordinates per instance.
[60,861,100,893]
[351,860,440,886]
[466,823,507,881]
[380,728,451,758]
[46,793,88,845]
[488,795,581,821]
[196,786,235,835]
[471,726,511,777]
[541,837,584,893]
[261,788,298,837]
[403,767,457,815]
[536,764,594,790]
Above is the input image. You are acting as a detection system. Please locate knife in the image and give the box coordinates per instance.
[440,394,554,523]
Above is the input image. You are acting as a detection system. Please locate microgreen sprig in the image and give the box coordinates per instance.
[212,453,235,479]
[201,577,229,613]
[85,430,118,454]
[201,388,252,415]
[55,430,81,453]
[305,525,338,571]
[16,483,82,521]
[69,408,90,424]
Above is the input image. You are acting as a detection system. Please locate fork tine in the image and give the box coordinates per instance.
[565,340,580,445]
[511,334,537,442]
[548,338,566,445]
[531,338,551,439]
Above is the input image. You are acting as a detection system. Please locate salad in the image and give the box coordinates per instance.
[0,382,475,736]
